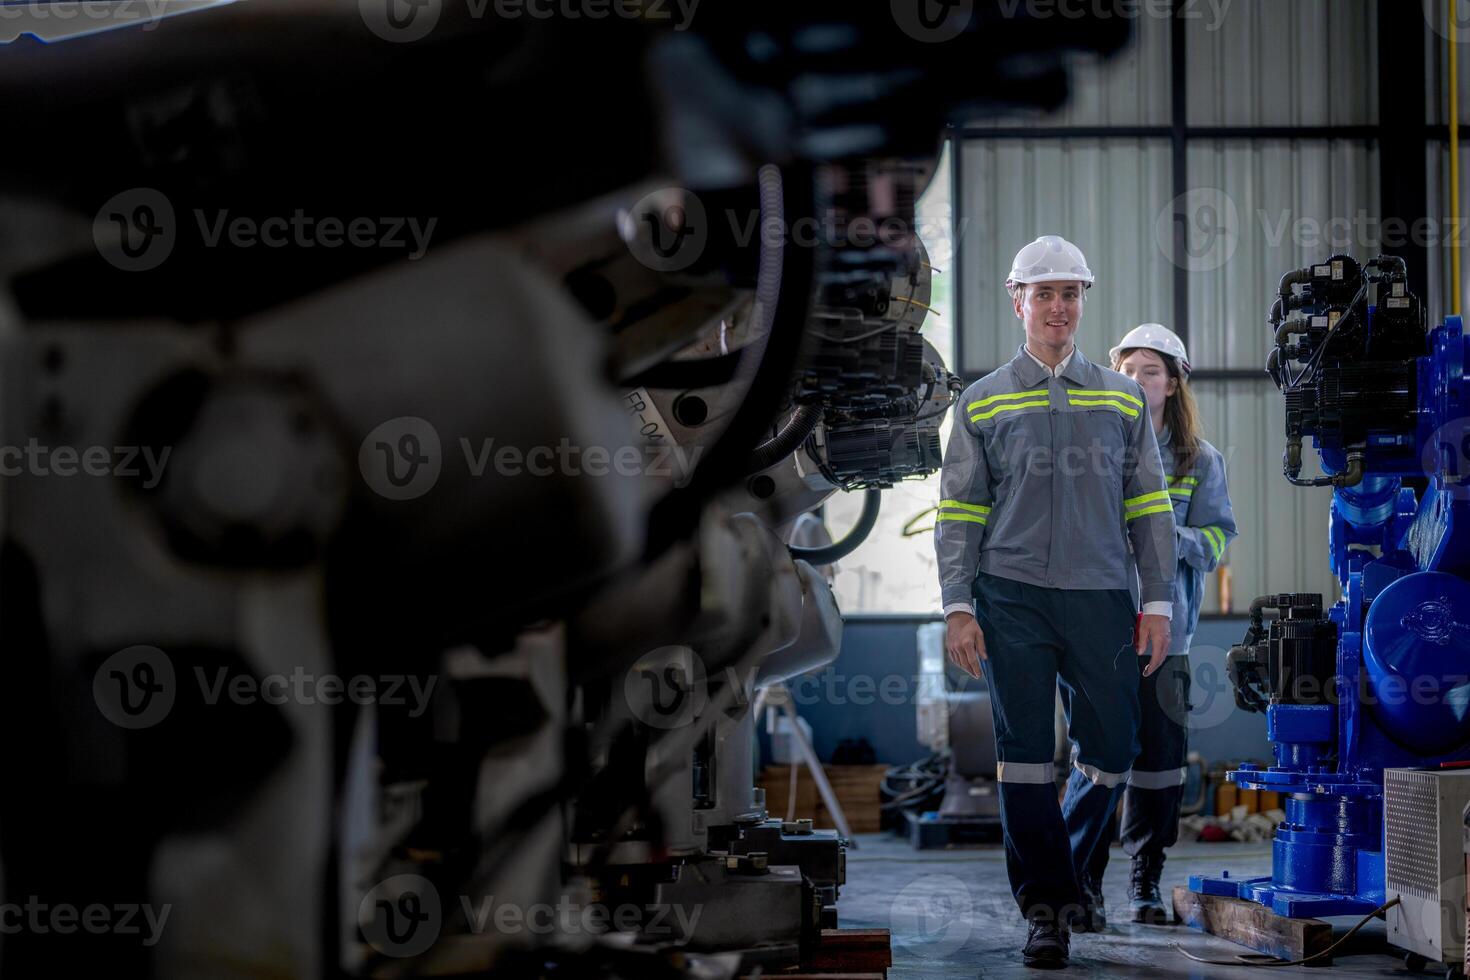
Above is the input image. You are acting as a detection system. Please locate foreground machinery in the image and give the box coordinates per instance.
[0,2,1136,977]
[1191,255,1470,924]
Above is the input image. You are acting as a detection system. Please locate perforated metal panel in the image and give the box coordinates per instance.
[1386,768,1443,900]
[1384,768,1470,965]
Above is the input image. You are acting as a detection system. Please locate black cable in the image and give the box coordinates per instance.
[1282,280,1368,389]
[880,752,948,811]
[747,403,823,474]
[802,433,850,491]
[643,164,818,560]
[789,488,880,565]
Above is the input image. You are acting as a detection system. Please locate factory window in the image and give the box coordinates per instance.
[826,142,955,615]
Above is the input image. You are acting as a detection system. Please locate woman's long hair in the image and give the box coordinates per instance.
[1112,347,1203,477]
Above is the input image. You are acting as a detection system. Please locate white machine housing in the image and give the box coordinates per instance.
[1384,767,1470,968]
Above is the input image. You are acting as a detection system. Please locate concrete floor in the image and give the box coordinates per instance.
[836,833,1422,978]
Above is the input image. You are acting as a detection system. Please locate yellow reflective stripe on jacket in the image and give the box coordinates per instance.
[1124,489,1173,522]
[1202,525,1225,559]
[971,398,1050,421]
[1066,388,1143,408]
[1067,397,1139,418]
[1171,475,1199,485]
[936,510,988,525]
[1170,487,1194,499]
[1124,489,1170,509]
[968,388,1049,412]
[939,499,991,515]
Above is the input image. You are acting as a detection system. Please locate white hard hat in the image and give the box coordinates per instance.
[1109,323,1191,377]
[1005,235,1095,288]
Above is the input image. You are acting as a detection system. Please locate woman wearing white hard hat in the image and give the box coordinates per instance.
[1087,323,1238,923]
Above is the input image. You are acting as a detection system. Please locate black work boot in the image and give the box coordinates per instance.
[1022,918,1070,967]
[1068,876,1106,933]
[1129,854,1168,924]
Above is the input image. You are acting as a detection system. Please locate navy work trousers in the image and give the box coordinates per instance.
[1086,653,1191,884]
[972,569,1141,922]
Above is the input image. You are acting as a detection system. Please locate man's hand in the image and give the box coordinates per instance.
[945,611,987,679]
[1135,613,1170,677]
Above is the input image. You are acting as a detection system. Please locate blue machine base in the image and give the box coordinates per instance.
[1189,870,1382,918]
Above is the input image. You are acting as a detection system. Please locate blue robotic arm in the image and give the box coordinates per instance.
[1194,254,1470,918]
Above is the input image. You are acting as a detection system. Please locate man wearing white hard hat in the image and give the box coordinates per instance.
[1092,323,1237,923]
[934,235,1176,964]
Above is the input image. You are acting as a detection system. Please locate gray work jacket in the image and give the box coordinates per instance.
[1158,430,1237,653]
[935,343,1176,611]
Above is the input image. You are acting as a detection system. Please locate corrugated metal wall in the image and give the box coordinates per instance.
[954,0,1386,614]
[964,11,1171,127]
[1183,139,1379,609]
[1185,0,1377,126]
[1426,0,1468,128]
[1426,144,1468,327]
[1409,0,1467,327]
[957,139,1175,373]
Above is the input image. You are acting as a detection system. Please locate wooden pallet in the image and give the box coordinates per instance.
[1172,885,1334,966]
[739,927,892,979]
[756,765,889,834]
